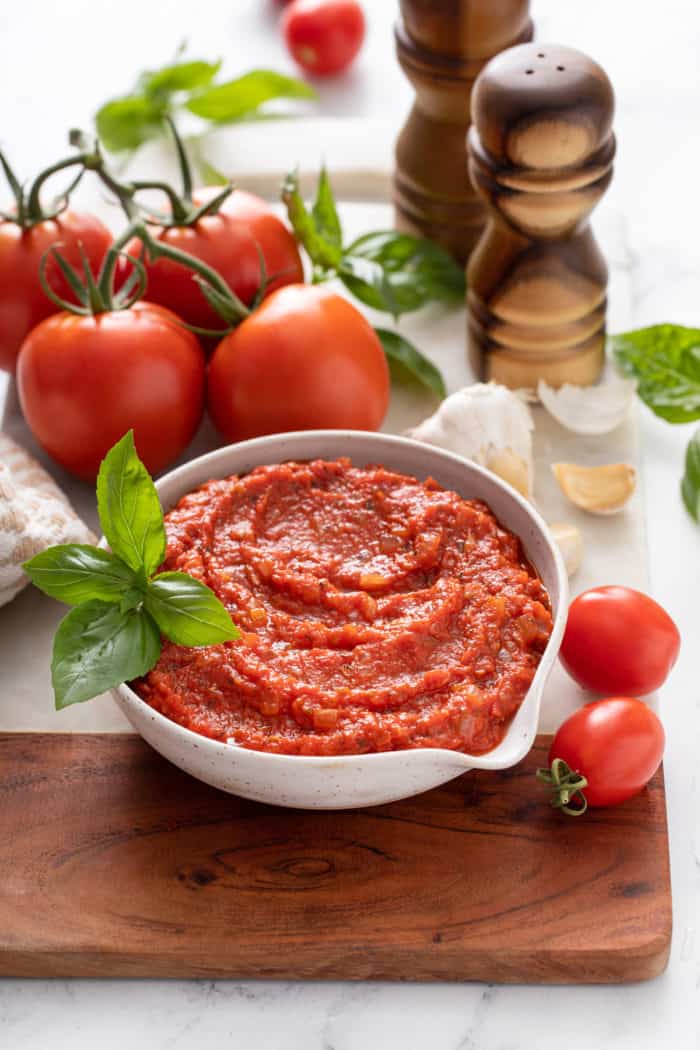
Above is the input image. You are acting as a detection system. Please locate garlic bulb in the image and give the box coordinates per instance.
[552,462,637,515]
[548,522,583,575]
[0,434,94,607]
[538,375,636,436]
[407,383,534,498]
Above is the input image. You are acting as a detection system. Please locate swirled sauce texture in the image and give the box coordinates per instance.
[136,459,553,755]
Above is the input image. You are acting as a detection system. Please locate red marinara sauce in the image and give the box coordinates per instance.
[135,458,553,756]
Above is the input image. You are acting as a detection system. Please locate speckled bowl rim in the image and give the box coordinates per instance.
[110,430,568,773]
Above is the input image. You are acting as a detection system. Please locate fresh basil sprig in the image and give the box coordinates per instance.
[611,324,700,423]
[282,168,452,398]
[375,328,446,400]
[96,50,317,155]
[282,168,465,315]
[23,432,239,709]
[681,427,700,523]
[611,323,700,525]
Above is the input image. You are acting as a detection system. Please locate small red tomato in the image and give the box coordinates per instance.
[282,0,365,77]
[207,283,389,442]
[544,698,665,808]
[560,586,680,696]
[17,303,205,481]
[0,211,112,373]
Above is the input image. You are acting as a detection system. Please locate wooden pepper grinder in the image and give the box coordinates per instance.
[394,0,533,265]
[467,43,615,388]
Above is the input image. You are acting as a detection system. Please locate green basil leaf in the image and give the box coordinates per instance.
[95,96,165,153]
[282,170,343,271]
[339,255,400,316]
[343,231,465,314]
[681,427,700,522]
[96,430,166,576]
[611,324,700,423]
[22,544,137,606]
[51,601,161,709]
[312,166,342,249]
[375,328,447,399]
[145,572,240,646]
[141,59,221,99]
[185,70,316,123]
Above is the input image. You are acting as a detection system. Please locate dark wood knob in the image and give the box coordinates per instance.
[466,42,616,388]
[393,0,533,265]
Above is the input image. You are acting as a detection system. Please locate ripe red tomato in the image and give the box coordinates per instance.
[120,189,303,334]
[547,698,665,807]
[17,303,205,481]
[560,586,680,696]
[282,0,365,77]
[207,284,389,442]
[0,211,112,373]
[218,189,303,295]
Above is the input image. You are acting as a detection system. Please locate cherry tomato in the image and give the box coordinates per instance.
[0,211,112,373]
[17,303,205,481]
[119,189,303,334]
[560,586,680,696]
[207,284,389,442]
[547,698,665,808]
[282,0,365,77]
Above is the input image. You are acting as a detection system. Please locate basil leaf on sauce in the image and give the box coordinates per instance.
[23,544,137,606]
[611,324,700,423]
[51,600,161,708]
[681,427,700,522]
[145,571,240,647]
[96,430,166,576]
[375,328,447,400]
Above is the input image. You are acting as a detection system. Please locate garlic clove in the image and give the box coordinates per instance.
[548,522,583,575]
[538,376,637,436]
[552,462,637,515]
[486,449,530,499]
[407,383,535,498]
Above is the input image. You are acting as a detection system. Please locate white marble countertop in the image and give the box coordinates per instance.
[1,0,699,1047]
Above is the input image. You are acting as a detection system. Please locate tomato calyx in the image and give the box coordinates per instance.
[39,239,148,317]
[75,121,233,229]
[0,142,100,229]
[535,758,589,817]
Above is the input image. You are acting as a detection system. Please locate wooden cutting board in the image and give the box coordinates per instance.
[0,137,672,982]
[0,733,670,982]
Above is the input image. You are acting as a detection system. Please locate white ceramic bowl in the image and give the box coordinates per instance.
[111,431,568,809]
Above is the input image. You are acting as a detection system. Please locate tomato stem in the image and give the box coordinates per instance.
[0,141,99,228]
[536,758,589,816]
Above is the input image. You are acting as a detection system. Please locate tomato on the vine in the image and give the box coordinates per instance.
[539,698,665,812]
[282,0,366,77]
[0,147,111,373]
[207,283,389,442]
[119,189,302,335]
[18,303,205,481]
[560,586,680,696]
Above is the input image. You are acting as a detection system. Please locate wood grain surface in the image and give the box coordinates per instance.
[0,733,670,982]
[467,43,615,388]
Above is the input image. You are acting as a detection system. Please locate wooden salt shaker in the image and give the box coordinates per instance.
[467,43,615,388]
[394,0,533,265]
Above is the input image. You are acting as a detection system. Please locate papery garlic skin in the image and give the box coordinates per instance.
[538,376,636,436]
[407,383,534,498]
